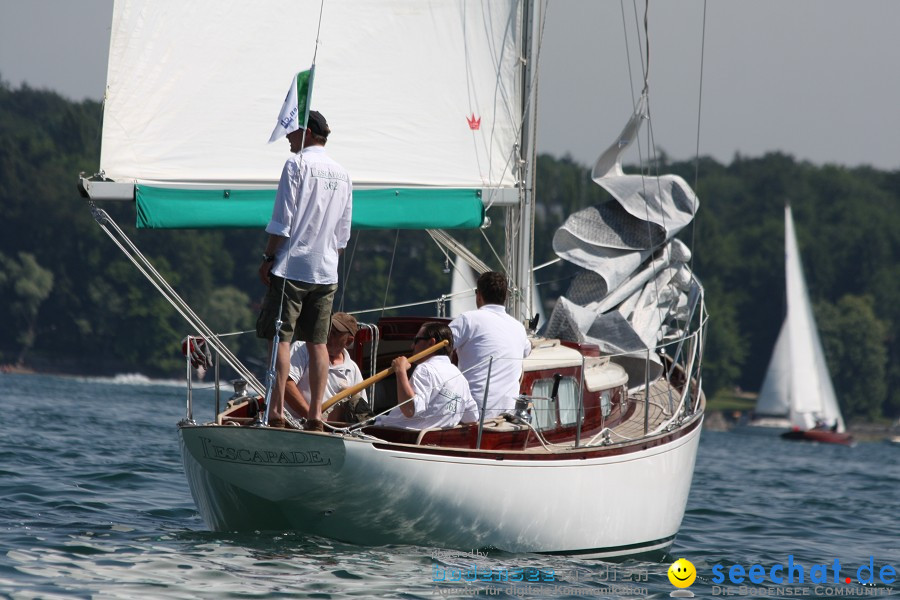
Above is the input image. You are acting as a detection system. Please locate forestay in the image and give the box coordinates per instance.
[99,0,524,228]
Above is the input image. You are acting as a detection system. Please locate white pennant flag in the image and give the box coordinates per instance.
[268,66,315,143]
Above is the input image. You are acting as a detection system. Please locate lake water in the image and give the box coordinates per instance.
[1,373,898,599]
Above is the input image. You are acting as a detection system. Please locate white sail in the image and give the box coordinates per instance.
[755,206,844,432]
[755,321,790,417]
[449,255,477,318]
[101,1,523,190]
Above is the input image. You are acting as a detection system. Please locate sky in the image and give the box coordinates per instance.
[2,0,900,171]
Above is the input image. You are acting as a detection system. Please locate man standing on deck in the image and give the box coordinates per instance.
[256,110,353,432]
[449,271,531,418]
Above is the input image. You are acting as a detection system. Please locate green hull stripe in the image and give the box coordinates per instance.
[135,186,484,230]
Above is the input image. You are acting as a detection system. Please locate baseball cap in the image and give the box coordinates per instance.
[305,110,330,138]
[331,312,358,335]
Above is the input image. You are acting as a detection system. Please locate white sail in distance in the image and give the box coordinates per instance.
[756,205,845,432]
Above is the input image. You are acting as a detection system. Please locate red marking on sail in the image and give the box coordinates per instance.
[467,113,481,130]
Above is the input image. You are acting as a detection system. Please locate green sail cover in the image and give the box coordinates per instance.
[135,186,485,230]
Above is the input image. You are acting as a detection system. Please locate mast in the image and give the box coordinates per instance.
[507,0,541,322]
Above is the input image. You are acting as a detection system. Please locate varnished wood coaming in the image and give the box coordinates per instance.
[217,315,702,462]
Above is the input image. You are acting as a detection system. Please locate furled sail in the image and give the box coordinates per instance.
[544,96,701,387]
[95,1,524,228]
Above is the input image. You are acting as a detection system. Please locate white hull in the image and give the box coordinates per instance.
[180,414,703,557]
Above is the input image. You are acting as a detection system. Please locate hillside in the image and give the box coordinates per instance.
[2,81,898,422]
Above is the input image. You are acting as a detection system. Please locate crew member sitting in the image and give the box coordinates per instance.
[284,312,371,427]
[377,322,480,430]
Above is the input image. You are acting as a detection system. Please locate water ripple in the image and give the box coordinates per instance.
[2,374,899,598]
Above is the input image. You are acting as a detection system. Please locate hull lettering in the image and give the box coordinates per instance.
[199,437,331,467]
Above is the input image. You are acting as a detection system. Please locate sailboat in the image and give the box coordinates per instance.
[79,1,708,557]
[752,205,853,446]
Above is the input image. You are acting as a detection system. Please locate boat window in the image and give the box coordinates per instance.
[556,377,579,426]
[531,376,579,429]
[601,390,611,417]
[529,389,556,430]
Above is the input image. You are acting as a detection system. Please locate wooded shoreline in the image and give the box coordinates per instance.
[2,81,899,424]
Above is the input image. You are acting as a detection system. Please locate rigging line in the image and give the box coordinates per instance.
[427,229,492,273]
[91,207,263,392]
[460,3,525,193]
[534,272,577,287]
[429,240,467,288]
[630,0,648,95]
[689,0,708,277]
[533,257,561,271]
[379,229,401,320]
[273,0,328,316]
[619,0,638,110]
[311,0,326,64]
[484,3,520,192]
[484,0,549,212]
[642,0,650,92]
[627,2,660,275]
[632,1,670,346]
[339,229,361,311]
[263,0,329,411]
[349,296,451,316]
[477,226,506,275]
[462,5,503,208]
[523,1,547,299]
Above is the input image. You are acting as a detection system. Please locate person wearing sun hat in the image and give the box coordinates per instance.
[283,312,371,429]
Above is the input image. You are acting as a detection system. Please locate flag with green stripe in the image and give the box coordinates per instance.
[268,67,315,143]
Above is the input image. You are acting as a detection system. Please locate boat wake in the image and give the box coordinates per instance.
[75,373,186,387]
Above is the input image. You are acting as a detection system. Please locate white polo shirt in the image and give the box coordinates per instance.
[267,146,352,284]
[287,341,366,417]
[450,304,531,417]
[377,356,480,430]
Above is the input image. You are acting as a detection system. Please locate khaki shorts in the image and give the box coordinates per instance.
[256,276,337,344]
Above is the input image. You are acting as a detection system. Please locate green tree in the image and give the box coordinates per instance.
[699,284,747,396]
[0,252,54,364]
[5,81,900,416]
[816,295,888,422]
[201,285,257,358]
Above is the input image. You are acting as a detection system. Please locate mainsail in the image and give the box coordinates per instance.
[755,205,845,432]
[91,1,526,229]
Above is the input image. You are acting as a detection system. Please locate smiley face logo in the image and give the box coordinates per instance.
[668,558,696,588]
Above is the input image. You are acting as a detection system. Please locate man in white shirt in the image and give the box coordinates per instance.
[284,312,370,427]
[449,271,531,418]
[256,111,353,432]
[378,322,480,430]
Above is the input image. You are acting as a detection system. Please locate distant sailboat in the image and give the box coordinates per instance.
[752,205,853,446]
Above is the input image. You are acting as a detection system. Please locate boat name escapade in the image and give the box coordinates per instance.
[200,437,332,466]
